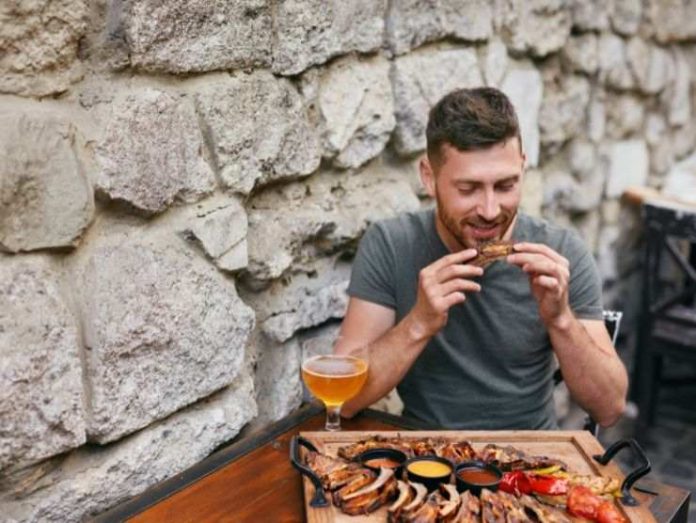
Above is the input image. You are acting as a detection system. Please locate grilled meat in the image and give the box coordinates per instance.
[332,470,375,505]
[435,441,478,463]
[519,494,571,523]
[402,490,444,523]
[566,473,620,496]
[438,484,462,521]
[471,240,514,268]
[305,450,366,490]
[481,488,507,523]
[452,490,481,522]
[497,490,533,522]
[335,467,398,516]
[388,480,415,523]
[337,436,415,460]
[478,444,567,472]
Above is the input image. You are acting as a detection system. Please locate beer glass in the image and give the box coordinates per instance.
[301,347,369,431]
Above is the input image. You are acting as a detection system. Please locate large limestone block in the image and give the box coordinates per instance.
[0,256,86,472]
[244,257,352,343]
[569,0,611,31]
[195,72,321,195]
[539,75,590,147]
[178,195,249,272]
[0,112,94,252]
[612,0,643,36]
[562,34,599,75]
[251,333,303,426]
[605,93,645,139]
[587,87,606,143]
[0,374,256,523]
[272,0,386,76]
[386,0,492,55]
[648,0,696,43]
[598,34,636,91]
[122,0,272,73]
[95,88,215,215]
[75,236,255,443]
[663,47,691,126]
[482,39,509,88]
[0,0,88,96]
[392,46,483,156]
[317,55,395,169]
[263,281,348,343]
[500,60,543,167]
[496,0,571,57]
[645,113,674,175]
[245,163,420,285]
[604,140,649,198]
[626,38,672,95]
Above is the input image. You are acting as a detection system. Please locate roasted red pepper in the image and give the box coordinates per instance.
[499,471,532,495]
[527,474,568,495]
[597,500,628,523]
[499,471,567,496]
[567,486,627,523]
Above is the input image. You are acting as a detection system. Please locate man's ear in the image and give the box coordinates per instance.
[419,155,436,198]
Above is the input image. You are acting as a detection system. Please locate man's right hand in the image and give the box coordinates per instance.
[408,248,483,339]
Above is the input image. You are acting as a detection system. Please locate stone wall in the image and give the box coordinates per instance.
[1,1,696,520]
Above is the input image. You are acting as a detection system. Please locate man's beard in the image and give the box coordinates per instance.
[438,204,516,251]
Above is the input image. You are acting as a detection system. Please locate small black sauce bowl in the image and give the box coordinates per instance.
[356,448,407,478]
[404,455,454,491]
[454,460,502,495]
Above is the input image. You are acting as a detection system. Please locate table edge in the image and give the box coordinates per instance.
[91,403,326,522]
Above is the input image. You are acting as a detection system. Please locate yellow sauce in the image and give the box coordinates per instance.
[407,460,451,477]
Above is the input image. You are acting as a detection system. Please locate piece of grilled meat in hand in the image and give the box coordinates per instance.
[470,240,514,269]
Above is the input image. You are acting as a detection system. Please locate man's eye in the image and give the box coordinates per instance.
[497,182,516,192]
[457,187,475,195]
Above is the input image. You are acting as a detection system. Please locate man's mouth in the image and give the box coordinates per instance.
[467,223,501,240]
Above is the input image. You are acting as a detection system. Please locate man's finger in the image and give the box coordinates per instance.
[436,263,484,282]
[438,279,482,296]
[442,291,467,308]
[431,248,478,271]
[513,242,569,267]
[521,258,559,277]
[533,274,559,288]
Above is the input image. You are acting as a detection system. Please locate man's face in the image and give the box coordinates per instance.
[421,139,526,251]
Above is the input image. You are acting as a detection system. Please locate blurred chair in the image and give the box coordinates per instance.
[554,309,623,436]
[632,202,696,430]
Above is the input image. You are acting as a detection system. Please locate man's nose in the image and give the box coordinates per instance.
[477,191,500,221]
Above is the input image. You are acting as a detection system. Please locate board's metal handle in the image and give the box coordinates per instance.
[593,438,651,506]
[289,435,329,508]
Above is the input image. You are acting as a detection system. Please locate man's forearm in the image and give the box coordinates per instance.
[549,314,628,426]
[338,313,432,418]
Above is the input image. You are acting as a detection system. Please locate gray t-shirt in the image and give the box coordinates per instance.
[347,208,603,430]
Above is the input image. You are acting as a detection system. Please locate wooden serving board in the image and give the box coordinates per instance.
[299,430,656,523]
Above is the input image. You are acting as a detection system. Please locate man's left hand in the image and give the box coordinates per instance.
[507,242,572,327]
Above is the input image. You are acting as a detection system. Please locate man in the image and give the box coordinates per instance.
[335,87,627,429]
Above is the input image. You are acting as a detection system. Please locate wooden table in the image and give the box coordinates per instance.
[94,404,691,523]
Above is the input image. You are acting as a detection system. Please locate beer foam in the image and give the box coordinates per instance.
[304,356,365,377]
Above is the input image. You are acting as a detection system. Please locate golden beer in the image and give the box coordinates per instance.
[302,355,368,407]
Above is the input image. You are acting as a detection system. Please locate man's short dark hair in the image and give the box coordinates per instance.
[426,87,521,164]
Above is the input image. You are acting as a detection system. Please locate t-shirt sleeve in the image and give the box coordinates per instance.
[347,222,397,310]
[563,232,604,320]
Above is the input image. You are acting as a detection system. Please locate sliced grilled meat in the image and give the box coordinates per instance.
[452,490,481,522]
[481,488,507,523]
[519,494,571,523]
[478,444,567,472]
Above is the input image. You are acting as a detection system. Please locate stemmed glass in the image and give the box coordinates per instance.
[301,346,369,431]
